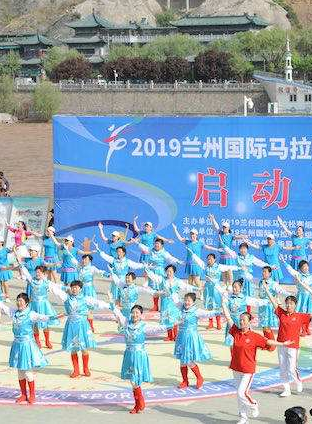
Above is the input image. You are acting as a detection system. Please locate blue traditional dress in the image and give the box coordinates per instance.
[43,236,59,271]
[219,232,236,266]
[140,246,181,290]
[52,287,110,352]
[78,264,108,306]
[284,263,312,313]
[158,278,182,327]
[108,240,126,259]
[174,305,213,364]
[24,257,45,279]
[99,250,144,301]
[0,247,13,282]
[0,303,49,370]
[185,239,204,277]
[60,246,79,284]
[203,263,224,313]
[235,253,268,297]
[262,243,282,282]
[224,293,248,346]
[113,309,167,386]
[258,278,286,328]
[138,231,157,263]
[290,236,311,269]
[27,278,60,329]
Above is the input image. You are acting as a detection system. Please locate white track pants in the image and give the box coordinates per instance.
[233,371,258,418]
[278,346,301,386]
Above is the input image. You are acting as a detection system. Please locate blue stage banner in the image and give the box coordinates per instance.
[53,115,312,280]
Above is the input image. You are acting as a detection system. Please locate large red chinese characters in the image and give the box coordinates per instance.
[252,169,291,209]
[193,168,228,207]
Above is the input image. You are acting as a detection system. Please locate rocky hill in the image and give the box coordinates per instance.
[0,0,310,35]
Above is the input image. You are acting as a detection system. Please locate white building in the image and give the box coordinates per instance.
[254,38,312,114]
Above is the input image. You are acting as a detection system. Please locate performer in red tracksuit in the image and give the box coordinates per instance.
[222,297,292,424]
[263,281,312,398]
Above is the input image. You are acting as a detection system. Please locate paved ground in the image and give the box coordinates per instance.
[1,274,312,423]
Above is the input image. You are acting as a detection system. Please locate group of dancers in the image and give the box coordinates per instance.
[0,214,311,424]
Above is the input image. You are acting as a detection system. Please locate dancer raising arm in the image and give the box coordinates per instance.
[277,216,312,270]
[135,237,183,312]
[222,298,292,424]
[263,282,312,398]
[172,223,222,298]
[209,214,246,286]
[281,256,312,336]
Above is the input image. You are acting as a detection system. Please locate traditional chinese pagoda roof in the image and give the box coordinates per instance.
[64,35,103,44]
[88,56,104,64]
[67,12,115,29]
[0,33,57,46]
[20,57,42,65]
[171,14,269,28]
[0,41,19,49]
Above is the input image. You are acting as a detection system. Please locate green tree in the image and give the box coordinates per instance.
[33,80,61,121]
[141,34,204,61]
[43,47,82,77]
[0,75,17,114]
[0,51,21,78]
[107,45,141,61]
[155,10,177,27]
[229,52,254,81]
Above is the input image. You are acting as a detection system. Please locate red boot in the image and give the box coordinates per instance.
[263,329,276,351]
[70,353,80,378]
[82,353,91,377]
[207,318,213,330]
[246,305,252,314]
[216,315,222,330]
[150,296,159,312]
[43,330,53,349]
[34,331,41,348]
[173,324,178,340]
[16,379,27,403]
[137,386,145,412]
[87,318,95,333]
[191,364,204,389]
[28,381,36,404]
[129,387,140,414]
[164,329,174,341]
[178,366,189,389]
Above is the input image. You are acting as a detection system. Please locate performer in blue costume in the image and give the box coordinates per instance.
[0,293,56,404]
[174,292,216,390]
[42,226,60,283]
[110,271,155,320]
[209,214,246,286]
[98,222,132,258]
[135,237,183,312]
[222,279,268,347]
[49,233,95,286]
[172,223,222,299]
[247,234,282,282]
[95,243,145,303]
[78,253,109,332]
[21,264,59,349]
[235,242,269,308]
[277,216,312,270]
[189,249,238,330]
[0,236,13,301]
[282,257,312,336]
[111,303,169,414]
[51,280,110,378]
[258,265,290,349]
[147,264,197,341]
